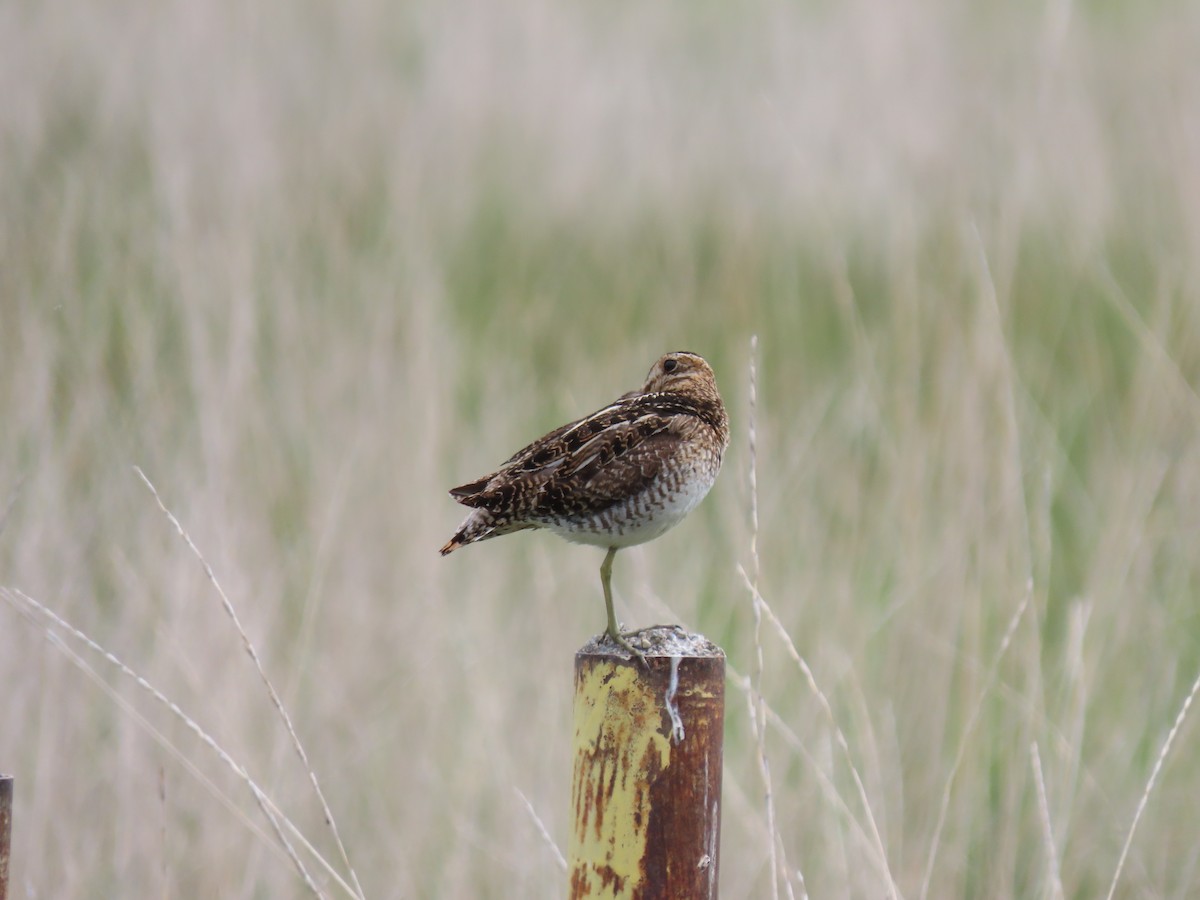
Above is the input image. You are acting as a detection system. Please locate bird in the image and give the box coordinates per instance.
[440,351,729,662]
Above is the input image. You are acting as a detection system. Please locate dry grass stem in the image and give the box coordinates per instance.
[744,335,797,899]
[737,565,899,898]
[1030,743,1065,900]
[0,587,353,900]
[918,583,1032,900]
[1106,665,1200,900]
[133,466,364,899]
[513,787,567,874]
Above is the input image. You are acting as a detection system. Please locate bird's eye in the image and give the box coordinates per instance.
[663,358,678,373]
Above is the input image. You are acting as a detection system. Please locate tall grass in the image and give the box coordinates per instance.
[3,0,1200,895]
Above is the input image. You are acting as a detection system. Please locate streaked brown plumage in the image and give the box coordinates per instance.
[440,351,729,660]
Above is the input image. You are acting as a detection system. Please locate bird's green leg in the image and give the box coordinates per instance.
[600,547,647,666]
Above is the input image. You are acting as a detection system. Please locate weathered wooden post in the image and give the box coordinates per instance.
[0,774,11,900]
[569,626,725,899]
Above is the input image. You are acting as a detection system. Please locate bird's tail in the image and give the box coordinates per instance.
[439,509,531,556]
[439,534,467,556]
[439,507,496,556]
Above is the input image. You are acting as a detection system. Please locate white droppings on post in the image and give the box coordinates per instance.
[708,798,721,894]
[666,654,686,744]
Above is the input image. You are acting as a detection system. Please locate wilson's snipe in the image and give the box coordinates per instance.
[440,351,729,661]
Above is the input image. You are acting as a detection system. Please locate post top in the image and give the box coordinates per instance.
[577,624,724,660]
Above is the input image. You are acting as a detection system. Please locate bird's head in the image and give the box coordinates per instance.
[641,351,718,396]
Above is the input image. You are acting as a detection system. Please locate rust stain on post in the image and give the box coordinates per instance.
[0,775,12,900]
[569,626,724,899]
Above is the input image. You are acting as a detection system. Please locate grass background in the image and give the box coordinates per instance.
[3,0,1200,896]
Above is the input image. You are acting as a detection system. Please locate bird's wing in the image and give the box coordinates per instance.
[450,396,693,519]
[448,397,641,505]
[530,413,683,516]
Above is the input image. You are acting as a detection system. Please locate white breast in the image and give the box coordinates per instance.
[546,459,719,549]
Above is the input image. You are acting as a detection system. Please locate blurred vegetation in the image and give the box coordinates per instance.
[3,0,1200,897]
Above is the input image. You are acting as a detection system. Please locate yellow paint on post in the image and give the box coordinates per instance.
[569,659,670,897]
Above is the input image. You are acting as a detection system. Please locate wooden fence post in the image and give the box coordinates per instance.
[568,626,724,899]
[0,774,11,900]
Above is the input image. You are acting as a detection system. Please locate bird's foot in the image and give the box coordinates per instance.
[604,626,649,669]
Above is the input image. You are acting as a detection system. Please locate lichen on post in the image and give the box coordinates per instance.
[568,626,725,899]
